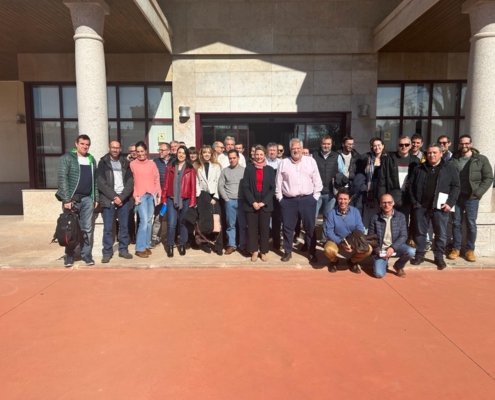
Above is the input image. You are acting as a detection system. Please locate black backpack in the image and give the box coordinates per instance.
[51,211,81,247]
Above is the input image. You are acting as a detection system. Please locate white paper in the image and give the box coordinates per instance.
[437,192,455,212]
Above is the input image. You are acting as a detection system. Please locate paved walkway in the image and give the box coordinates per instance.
[1,216,494,270]
[1,268,494,399]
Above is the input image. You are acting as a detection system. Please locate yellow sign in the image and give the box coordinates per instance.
[158,133,166,142]
[384,130,391,141]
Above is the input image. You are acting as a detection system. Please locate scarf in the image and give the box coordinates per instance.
[173,163,184,210]
[252,159,267,170]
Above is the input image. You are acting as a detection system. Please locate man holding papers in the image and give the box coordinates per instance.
[408,143,460,269]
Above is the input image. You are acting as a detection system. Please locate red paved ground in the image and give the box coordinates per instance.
[1,269,494,399]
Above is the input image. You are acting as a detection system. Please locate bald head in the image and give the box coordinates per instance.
[380,194,394,215]
[109,141,122,161]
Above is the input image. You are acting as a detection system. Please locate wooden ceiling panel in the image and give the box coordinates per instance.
[380,0,471,52]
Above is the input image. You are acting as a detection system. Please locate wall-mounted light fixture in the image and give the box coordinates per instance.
[16,114,26,124]
[358,104,369,118]
[179,106,190,119]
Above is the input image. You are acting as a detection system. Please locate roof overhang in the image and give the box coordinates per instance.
[373,0,471,52]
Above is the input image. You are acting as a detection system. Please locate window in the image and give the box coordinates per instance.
[376,81,466,151]
[29,83,173,189]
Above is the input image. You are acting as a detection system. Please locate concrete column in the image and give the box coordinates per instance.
[463,0,495,212]
[64,0,110,161]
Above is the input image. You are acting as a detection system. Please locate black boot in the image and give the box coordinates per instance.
[201,243,212,253]
[166,245,174,258]
[435,257,447,270]
[410,255,424,265]
[178,245,186,256]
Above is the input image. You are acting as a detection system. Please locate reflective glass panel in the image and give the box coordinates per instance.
[238,125,248,151]
[431,119,456,144]
[62,86,77,118]
[376,120,400,152]
[33,86,60,119]
[403,119,428,138]
[119,87,145,119]
[107,86,117,119]
[202,125,214,146]
[120,121,146,150]
[432,83,457,116]
[377,84,401,116]
[35,121,62,154]
[460,83,467,117]
[295,124,305,142]
[109,121,118,143]
[307,124,340,152]
[148,86,172,119]
[215,126,237,144]
[64,122,79,152]
[403,84,430,116]
[37,156,59,189]
[148,122,173,150]
[459,119,466,137]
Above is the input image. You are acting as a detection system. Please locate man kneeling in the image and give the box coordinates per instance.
[323,188,372,274]
[368,194,415,278]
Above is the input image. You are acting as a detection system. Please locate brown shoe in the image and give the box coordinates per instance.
[146,248,152,255]
[393,264,406,278]
[447,249,460,260]
[225,246,235,255]
[465,250,476,262]
[135,251,149,258]
[251,252,258,262]
[260,253,267,262]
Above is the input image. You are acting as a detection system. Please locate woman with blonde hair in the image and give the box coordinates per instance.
[195,145,223,255]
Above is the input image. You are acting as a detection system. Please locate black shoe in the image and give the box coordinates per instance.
[347,258,361,274]
[185,242,191,250]
[167,246,174,258]
[201,243,212,254]
[150,239,160,249]
[281,252,292,262]
[102,254,112,263]
[216,248,223,256]
[82,257,95,266]
[328,261,338,273]
[273,242,281,250]
[410,255,425,265]
[178,245,186,256]
[301,243,309,252]
[308,253,318,263]
[119,252,133,259]
[64,255,74,267]
[239,248,251,257]
[435,257,447,270]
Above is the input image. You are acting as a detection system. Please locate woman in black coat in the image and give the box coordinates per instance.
[241,145,275,262]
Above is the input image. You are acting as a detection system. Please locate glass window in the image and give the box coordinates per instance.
[238,125,248,149]
[215,126,237,144]
[148,122,173,149]
[377,84,401,116]
[295,125,305,142]
[203,126,214,146]
[460,83,467,117]
[37,157,59,189]
[62,86,78,118]
[431,120,456,144]
[33,86,60,119]
[459,119,466,137]
[121,121,146,150]
[119,86,145,119]
[107,86,117,119]
[432,83,457,116]
[403,84,430,116]
[109,121,118,143]
[64,122,79,152]
[35,121,62,154]
[403,119,428,138]
[148,86,172,119]
[376,120,400,152]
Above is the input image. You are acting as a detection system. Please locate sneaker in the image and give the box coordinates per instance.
[83,257,95,266]
[119,252,133,259]
[64,255,74,267]
[101,255,112,263]
[465,250,476,262]
[393,263,406,278]
[150,239,161,249]
[447,249,460,260]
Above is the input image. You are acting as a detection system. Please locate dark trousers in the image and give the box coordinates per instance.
[102,200,129,256]
[397,202,411,233]
[246,210,271,254]
[413,206,450,259]
[279,195,317,255]
[271,197,282,246]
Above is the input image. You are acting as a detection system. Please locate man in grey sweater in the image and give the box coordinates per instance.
[218,149,248,255]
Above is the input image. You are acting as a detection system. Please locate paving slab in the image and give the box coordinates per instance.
[0,269,494,399]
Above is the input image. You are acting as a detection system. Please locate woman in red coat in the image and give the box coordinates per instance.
[161,146,196,257]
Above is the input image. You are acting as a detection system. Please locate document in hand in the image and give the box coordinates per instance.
[437,192,455,212]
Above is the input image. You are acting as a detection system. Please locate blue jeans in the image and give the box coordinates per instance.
[64,195,94,260]
[135,193,154,252]
[224,199,247,249]
[413,206,450,259]
[102,200,129,256]
[373,244,416,278]
[167,197,190,246]
[452,194,479,251]
[315,193,335,242]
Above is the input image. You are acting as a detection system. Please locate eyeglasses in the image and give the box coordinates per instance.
[130,150,137,153]
[381,201,393,205]
[438,141,449,145]
[398,143,411,147]
[459,143,471,146]
[158,149,169,152]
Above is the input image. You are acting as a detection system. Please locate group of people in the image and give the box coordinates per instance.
[56,132,493,278]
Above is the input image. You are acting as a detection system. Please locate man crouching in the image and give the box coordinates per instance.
[368,194,415,278]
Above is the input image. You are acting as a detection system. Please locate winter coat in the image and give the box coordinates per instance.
[241,164,276,213]
[368,210,408,251]
[451,148,493,199]
[161,163,197,207]
[97,153,134,208]
[312,150,341,195]
[196,162,221,200]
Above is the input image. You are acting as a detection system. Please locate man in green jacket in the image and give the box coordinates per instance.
[448,135,493,262]
[56,134,99,267]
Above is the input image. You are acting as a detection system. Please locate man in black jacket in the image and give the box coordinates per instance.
[97,141,134,263]
[337,136,359,182]
[378,135,420,230]
[408,143,460,269]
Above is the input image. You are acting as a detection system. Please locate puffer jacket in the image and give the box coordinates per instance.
[97,153,134,208]
[161,162,197,207]
[56,149,99,203]
[368,210,408,251]
[451,148,493,199]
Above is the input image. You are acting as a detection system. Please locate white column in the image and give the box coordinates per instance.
[463,0,495,212]
[64,0,110,161]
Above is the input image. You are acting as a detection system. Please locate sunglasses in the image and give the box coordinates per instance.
[398,143,411,147]
[277,149,284,152]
